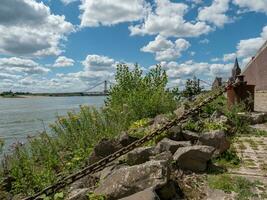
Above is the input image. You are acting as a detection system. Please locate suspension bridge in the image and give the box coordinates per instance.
[82,80,113,96]
[39,79,211,97]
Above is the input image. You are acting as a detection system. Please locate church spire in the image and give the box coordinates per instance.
[232,58,241,79]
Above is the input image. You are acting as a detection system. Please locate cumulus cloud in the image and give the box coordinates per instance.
[160,60,233,88]
[129,0,212,37]
[82,54,116,71]
[80,0,150,27]
[230,26,267,63]
[53,56,75,67]
[233,0,267,14]
[223,53,236,62]
[198,0,231,27]
[199,38,210,44]
[219,25,267,66]
[0,57,50,75]
[141,35,190,61]
[0,0,74,56]
[61,0,78,5]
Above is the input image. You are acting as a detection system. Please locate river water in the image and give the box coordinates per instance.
[0,96,105,154]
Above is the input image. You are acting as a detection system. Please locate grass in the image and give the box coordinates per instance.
[208,174,261,200]
[212,148,241,169]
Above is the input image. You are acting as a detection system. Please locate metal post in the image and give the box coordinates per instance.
[104,80,108,94]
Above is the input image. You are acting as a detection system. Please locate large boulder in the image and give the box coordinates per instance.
[155,138,191,154]
[237,112,267,125]
[94,160,169,199]
[88,138,120,164]
[66,188,90,200]
[197,130,230,155]
[182,130,199,143]
[119,181,183,200]
[166,125,184,141]
[173,145,215,172]
[125,147,155,166]
[119,188,160,200]
[118,132,139,146]
[149,151,173,162]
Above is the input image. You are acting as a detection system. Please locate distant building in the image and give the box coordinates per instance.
[212,77,222,89]
[242,40,267,111]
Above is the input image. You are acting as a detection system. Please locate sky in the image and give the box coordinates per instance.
[0,0,267,92]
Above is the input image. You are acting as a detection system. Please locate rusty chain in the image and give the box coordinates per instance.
[25,86,226,200]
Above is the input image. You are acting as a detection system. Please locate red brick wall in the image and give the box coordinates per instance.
[242,42,267,91]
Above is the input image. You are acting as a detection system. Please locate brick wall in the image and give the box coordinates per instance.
[242,42,267,91]
[255,91,267,112]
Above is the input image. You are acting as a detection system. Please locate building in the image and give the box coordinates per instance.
[212,77,222,89]
[242,40,267,111]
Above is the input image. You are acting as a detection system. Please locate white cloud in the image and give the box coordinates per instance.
[235,26,267,63]
[82,55,116,71]
[233,0,267,14]
[211,58,220,62]
[0,0,74,56]
[141,35,190,61]
[219,25,267,67]
[198,0,231,27]
[80,0,150,27]
[223,53,236,62]
[199,38,210,44]
[160,60,233,88]
[129,0,212,38]
[0,73,21,80]
[61,0,78,5]
[53,56,75,67]
[0,57,50,75]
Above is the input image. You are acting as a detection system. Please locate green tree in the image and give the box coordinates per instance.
[182,76,202,99]
[105,64,176,124]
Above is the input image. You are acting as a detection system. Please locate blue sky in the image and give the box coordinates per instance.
[0,0,267,92]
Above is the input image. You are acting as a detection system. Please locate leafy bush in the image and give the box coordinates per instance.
[105,64,176,124]
[181,76,202,99]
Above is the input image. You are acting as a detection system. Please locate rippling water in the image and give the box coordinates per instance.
[0,96,105,154]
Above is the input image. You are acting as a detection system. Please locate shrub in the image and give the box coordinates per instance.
[105,64,176,124]
[181,76,202,99]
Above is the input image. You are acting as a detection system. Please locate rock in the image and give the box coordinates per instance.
[174,104,186,117]
[99,164,128,181]
[156,181,184,200]
[88,138,120,164]
[118,132,138,147]
[66,188,90,200]
[155,138,191,154]
[166,125,184,141]
[153,114,169,128]
[182,130,199,143]
[197,130,230,155]
[173,145,215,172]
[249,112,267,124]
[149,151,173,162]
[94,160,169,199]
[119,188,160,200]
[68,174,99,191]
[237,112,267,125]
[125,147,155,166]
